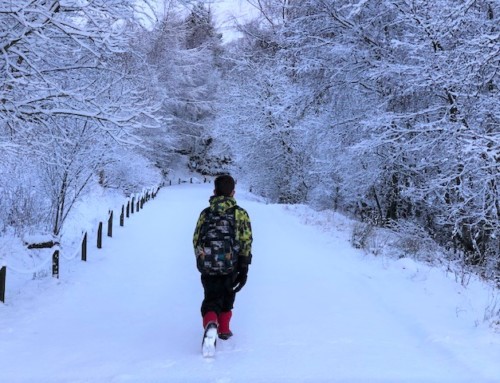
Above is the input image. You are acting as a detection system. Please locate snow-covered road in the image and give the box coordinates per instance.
[1,183,499,382]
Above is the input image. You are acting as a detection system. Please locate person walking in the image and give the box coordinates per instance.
[193,175,253,356]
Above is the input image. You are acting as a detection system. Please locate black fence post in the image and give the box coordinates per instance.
[97,222,103,249]
[126,201,130,218]
[0,266,6,303]
[52,250,59,279]
[136,199,140,212]
[107,211,113,238]
[120,205,124,227]
[131,197,135,214]
[82,232,87,262]
[140,197,144,209]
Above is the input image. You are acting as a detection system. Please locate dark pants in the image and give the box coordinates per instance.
[201,273,236,316]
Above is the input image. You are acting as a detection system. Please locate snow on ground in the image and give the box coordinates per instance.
[1,183,500,382]
[0,186,137,304]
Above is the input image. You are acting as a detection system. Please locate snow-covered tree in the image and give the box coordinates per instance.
[221,0,499,274]
[135,2,224,175]
[0,0,161,236]
[0,1,157,143]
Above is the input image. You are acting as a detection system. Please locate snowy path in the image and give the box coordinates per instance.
[1,184,500,383]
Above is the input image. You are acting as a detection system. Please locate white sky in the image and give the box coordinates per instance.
[209,0,260,42]
[138,0,261,42]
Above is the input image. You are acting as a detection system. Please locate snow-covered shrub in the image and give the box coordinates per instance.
[100,150,162,195]
[483,291,500,330]
[365,230,391,257]
[389,221,439,263]
[0,159,51,236]
[351,222,374,250]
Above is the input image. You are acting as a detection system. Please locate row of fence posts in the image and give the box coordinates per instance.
[172,176,216,185]
[0,185,161,303]
[169,177,208,186]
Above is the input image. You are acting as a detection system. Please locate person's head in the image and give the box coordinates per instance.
[214,175,235,197]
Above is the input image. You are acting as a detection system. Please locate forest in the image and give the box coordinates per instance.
[0,1,499,283]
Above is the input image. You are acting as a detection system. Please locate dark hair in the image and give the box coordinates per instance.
[214,175,235,197]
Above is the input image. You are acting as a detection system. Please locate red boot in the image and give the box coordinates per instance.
[203,311,218,329]
[218,311,233,340]
[202,311,218,357]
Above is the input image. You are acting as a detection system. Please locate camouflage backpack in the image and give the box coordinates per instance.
[197,206,240,275]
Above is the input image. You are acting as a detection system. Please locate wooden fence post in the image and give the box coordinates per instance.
[126,201,130,218]
[140,197,144,209]
[0,266,6,303]
[120,205,124,227]
[52,250,59,279]
[131,197,135,214]
[82,232,87,262]
[136,199,140,212]
[107,211,113,238]
[97,222,103,249]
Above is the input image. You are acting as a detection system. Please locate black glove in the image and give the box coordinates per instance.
[233,265,248,293]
